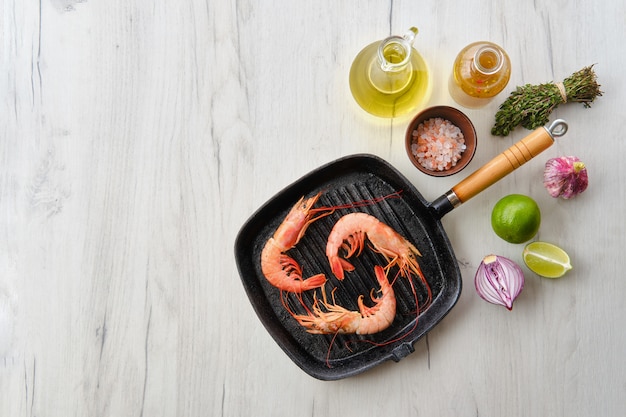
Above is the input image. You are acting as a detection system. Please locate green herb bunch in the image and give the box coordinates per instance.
[491,65,602,136]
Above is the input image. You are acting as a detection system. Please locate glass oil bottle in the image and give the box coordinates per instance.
[448,41,511,108]
[349,27,431,118]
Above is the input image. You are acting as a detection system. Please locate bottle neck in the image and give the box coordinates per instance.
[377,37,412,73]
[472,45,504,75]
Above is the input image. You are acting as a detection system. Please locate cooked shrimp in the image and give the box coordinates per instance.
[261,192,334,293]
[325,211,431,308]
[293,265,396,335]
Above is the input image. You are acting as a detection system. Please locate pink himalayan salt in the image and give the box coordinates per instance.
[411,117,466,172]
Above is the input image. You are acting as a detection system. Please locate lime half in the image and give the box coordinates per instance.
[522,241,572,278]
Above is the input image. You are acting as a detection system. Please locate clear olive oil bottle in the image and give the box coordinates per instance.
[349,28,431,118]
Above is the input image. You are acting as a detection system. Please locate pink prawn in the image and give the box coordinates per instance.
[261,192,334,293]
[325,211,431,310]
[292,265,396,335]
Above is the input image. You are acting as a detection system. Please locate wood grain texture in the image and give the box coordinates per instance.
[1,0,625,416]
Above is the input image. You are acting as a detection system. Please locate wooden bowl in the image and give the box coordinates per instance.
[405,106,477,177]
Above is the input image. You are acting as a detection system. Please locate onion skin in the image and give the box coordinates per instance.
[543,156,589,199]
[474,255,525,310]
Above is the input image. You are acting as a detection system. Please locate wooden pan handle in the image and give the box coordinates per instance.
[453,127,553,202]
[429,120,568,219]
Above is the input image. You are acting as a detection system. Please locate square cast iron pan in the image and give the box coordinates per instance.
[234,154,462,380]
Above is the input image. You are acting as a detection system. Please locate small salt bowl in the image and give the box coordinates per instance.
[405,105,477,177]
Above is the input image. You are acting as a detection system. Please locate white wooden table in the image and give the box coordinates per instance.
[2,1,625,416]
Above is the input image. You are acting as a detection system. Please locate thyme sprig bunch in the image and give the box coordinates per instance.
[491,65,602,136]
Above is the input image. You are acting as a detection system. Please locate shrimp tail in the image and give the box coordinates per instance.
[328,256,355,280]
[298,273,327,292]
[277,254,327,291]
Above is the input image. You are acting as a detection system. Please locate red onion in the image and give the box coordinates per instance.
[543,156,588,199]
[474,255,524,310]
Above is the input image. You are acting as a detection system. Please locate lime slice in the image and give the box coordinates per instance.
[522,241,572,278]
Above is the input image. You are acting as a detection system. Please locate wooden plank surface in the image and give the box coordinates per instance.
[1,1,625,416]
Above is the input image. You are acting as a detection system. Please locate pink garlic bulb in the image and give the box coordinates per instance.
[543,156,588,199]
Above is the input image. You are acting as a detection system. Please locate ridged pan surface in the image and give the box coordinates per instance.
[234,154,461,380]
